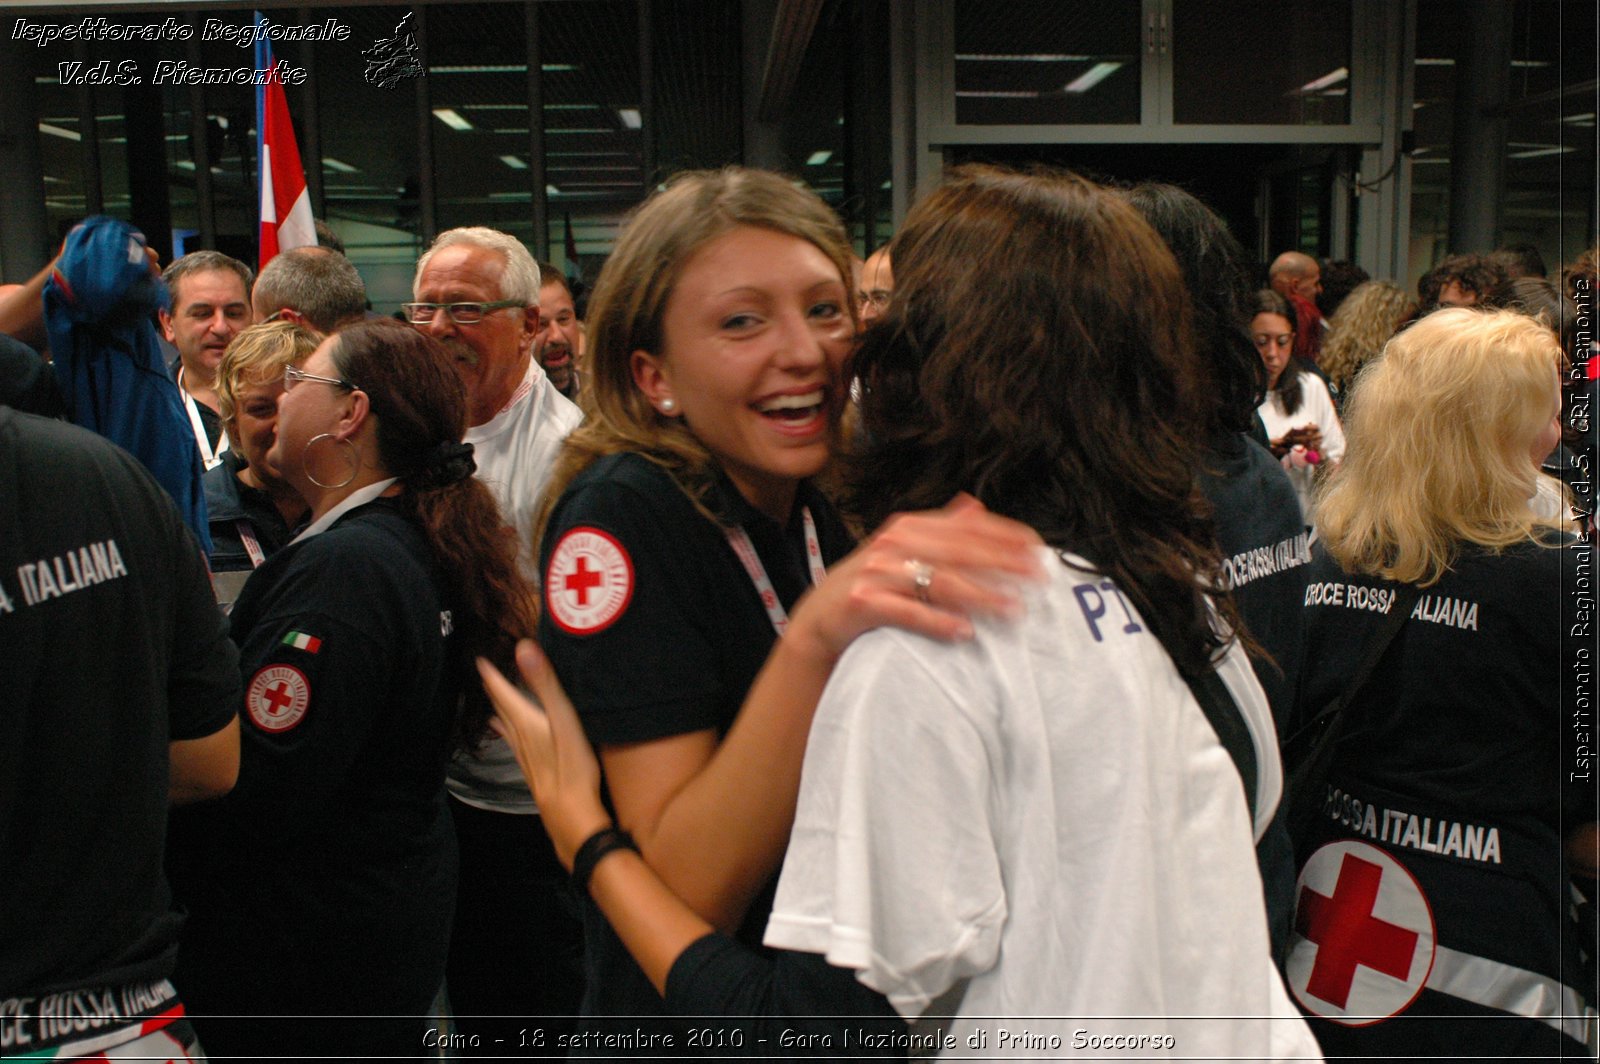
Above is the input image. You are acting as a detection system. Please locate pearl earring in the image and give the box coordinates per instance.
[660,398,676,413]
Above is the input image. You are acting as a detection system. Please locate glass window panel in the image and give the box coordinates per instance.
[430,3,539,245]
[1172,1,1352,125]
[31,55,91,244]
[541,0,644,213]
[312,5,423,310]
[953,0,1143,125]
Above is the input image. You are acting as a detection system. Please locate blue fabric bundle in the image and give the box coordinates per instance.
[44,218,211,553]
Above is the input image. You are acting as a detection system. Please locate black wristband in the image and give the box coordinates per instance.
[571,825,639,894]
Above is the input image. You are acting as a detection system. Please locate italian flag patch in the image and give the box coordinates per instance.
[281,630,323,654]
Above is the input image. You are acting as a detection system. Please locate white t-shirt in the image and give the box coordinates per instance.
[764,548,1321,1061]
[1258,373,1345,524]
[447,362,582,813]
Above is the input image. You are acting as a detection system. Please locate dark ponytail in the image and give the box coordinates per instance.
[329,320,536,744]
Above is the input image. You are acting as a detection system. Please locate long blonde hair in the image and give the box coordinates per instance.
[535,168,855,546]
[1319,280,1417,395]
[1315,308,1566,586]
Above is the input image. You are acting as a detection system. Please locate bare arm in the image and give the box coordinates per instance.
[169,716,241,804]
[596,496,1043,931]
[482,644,707,992]
[0,261,54,349]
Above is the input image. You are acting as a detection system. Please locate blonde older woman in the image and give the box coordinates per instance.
[1289,308,1591,1058]
[204,320,319,574]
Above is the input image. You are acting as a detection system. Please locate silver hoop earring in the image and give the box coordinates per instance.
[660,398,676,413]
[303,432,361,490]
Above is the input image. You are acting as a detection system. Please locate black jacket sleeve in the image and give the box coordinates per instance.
[664,934,907,1059]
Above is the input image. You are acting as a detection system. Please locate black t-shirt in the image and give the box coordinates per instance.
[0,408,238,999]
[538,453,854,1042]
[1291,537,1593,1056]
[202,450,300,573]
[170,498,460,1029]
[1200,431,1311,728]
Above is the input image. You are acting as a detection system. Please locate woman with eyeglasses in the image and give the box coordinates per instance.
[169,319,533,1061]
[1254,288,1345,524]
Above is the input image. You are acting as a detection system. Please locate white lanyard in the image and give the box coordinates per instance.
[723,506,826,637]
[290,477,399,544]
[177,367,229,470]
[237,520,266,568]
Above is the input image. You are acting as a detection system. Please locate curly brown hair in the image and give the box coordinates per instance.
[1320,281,1418,395]
[848,164,1232,679]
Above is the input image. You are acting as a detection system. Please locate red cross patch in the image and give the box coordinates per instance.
[246,664,310,733]
[545,526,634,635]
[1288,840,1436,1025]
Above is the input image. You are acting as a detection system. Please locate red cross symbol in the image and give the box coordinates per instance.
[564,556,603,605]
[262,680,295,717]
[1296,852,1419,1008]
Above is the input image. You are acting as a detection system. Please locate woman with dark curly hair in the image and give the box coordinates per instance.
[487,166,1317,1059]
[171,320,535,1060]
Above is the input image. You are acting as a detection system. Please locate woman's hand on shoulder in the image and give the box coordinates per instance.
[786,494,1046,663]
[478,641,613,869]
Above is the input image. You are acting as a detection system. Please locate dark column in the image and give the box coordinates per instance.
[414,6,437,244]
[527,2,549,260]
[741,0,785,169]
[1447,0,1511,253]
[123,49,173,264]
[186,20,216,249]
[0,36,50,279]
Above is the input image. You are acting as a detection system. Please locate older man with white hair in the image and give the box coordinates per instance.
[408,227,583,1038]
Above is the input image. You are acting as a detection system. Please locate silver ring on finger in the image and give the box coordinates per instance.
[904,558,935,605]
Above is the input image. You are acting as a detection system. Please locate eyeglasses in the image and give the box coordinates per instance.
[400,300,524,325]
[1252,333,1294,349]
[283,365,360,392]
[861,290,892,310]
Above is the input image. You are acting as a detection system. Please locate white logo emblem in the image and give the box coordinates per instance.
[546,526,634,635]
[1288,840,1436,1024]
[246,664,310,733]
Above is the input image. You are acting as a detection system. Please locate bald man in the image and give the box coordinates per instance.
[1268,251,1325,363]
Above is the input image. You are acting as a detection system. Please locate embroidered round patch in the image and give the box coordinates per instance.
[246,664,311,733]
[1288,840,1436,1025]
[546,526,635,635]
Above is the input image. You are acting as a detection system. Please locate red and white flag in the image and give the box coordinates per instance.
[255,19,316,270]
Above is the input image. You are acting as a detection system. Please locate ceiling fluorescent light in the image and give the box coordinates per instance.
[956,91,1038,98]
[38,123,82,142]
[1508,146,1573,159]
[500,155,528,170]
[547,184,561,196]
[432,108,473,131]
[322,157,358,173]
[431,64,527,74]
[1064,62,1122,93]
[806,150,833,166]
[956,53,1092,62]
[1298,67,1349,93]
[617,108,642,130]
